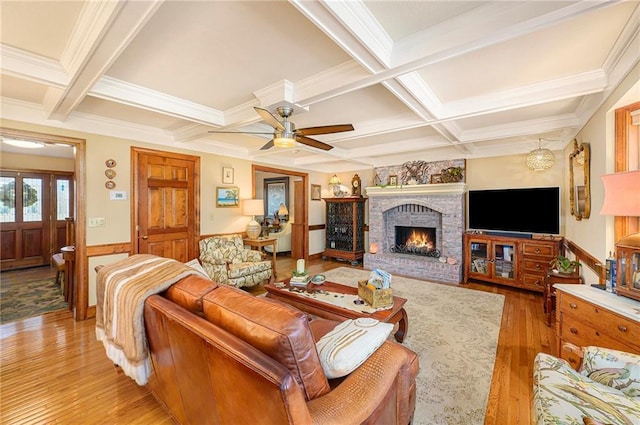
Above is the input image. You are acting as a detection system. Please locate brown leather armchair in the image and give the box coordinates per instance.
[144,275,418,424]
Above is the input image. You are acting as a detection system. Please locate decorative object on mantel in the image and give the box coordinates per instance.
[388,174,398,186]
[526,138,554,171]
[430,174,442,184]
[400,160,429,184]
[373,173,383,186]
[440,166,464,183]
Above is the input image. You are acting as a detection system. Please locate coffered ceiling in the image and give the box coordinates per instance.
[1,1,638,172]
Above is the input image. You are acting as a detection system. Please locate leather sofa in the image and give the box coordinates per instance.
[144,274,419,424]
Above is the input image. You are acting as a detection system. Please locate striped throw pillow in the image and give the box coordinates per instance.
[316,317,393,378]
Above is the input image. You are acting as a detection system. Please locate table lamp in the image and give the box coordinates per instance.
[243,199,264,239]
[329,174,341,196]
[600,170,640,298]
[278,203,289,221]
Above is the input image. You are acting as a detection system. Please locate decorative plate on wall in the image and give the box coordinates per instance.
[105,181,116,189]
[105,169,116,179]
[105,159,117,168]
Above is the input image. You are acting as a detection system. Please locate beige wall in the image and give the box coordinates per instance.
[1,151,74,172]
[567,63,640,269]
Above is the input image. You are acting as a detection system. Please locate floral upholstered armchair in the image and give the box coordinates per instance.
[199,234,272,288]
[533,343,640,425]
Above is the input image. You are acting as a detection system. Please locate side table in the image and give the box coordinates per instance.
[243,237,277,278]
[544,270,582,326]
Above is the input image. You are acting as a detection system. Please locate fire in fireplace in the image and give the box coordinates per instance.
[391,226,439,257]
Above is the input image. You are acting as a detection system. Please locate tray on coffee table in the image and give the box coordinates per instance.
[264,279,408,343]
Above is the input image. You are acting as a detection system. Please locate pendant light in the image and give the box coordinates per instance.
[526,138,555,171]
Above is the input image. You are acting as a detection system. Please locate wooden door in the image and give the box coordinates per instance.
[0,171,51,270]
[134,149,200,262]
[291,180,307,259]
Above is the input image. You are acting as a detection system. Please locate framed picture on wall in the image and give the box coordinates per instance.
[264,177,289,217]
[216,186,239,207]
[222,167,234,184]
[311,184,322,200]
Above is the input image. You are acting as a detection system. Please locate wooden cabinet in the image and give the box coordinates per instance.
[464,233,562,292]
[556,285,640,368]
[465,235,517,286]
[615,233,640,302]
[323,197,366,265]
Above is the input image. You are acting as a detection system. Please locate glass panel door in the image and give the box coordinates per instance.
[494,243,516,280]
[469,240,489,276]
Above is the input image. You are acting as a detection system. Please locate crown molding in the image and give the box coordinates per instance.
[0,44,68,86]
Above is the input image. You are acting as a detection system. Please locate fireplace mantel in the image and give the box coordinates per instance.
[365,183,466,197]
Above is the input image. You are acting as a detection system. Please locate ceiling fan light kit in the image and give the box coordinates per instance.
[526,138,555,171]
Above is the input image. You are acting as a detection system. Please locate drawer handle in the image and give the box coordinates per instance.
[618,325,628,332]
[535,264,541,269]
[570,328,578,334]
[535,248,541,253]
[534,279,541,286]
[569,303,577,309]
[568,357,577,365]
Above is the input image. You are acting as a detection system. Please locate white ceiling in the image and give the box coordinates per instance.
[1,1,638,172]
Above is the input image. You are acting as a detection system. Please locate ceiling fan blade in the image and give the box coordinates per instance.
[296,124,354,136]
[254,107,285,131]
[260,139,275,150]
[296,135,333,151]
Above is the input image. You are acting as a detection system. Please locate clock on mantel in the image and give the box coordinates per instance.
[351,173,362,197]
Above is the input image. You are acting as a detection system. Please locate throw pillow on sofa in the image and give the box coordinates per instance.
[316,317,393,379]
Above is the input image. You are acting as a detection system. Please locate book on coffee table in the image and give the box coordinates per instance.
[290,274,311,286]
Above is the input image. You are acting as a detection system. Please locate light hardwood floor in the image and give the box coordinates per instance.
[0,256,556,424]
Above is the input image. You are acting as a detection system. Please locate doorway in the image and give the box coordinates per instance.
[252,165,308,260]
[0,127,85,320]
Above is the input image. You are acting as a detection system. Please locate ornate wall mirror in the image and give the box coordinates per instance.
[569,139,590,220]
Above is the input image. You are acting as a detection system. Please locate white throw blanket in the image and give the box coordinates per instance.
[95,254,199,385]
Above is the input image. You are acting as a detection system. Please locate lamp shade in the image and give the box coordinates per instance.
[243,199,264,216]
[526,148,554,171]
[329,174,341,185]
[278,203,289,216]
[600,171,640,216]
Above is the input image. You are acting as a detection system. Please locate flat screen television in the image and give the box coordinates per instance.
[468,187,560,235]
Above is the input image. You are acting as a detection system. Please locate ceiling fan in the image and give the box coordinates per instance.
[208,106,354,151]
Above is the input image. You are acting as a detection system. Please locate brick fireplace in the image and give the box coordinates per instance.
[363,183,466,284]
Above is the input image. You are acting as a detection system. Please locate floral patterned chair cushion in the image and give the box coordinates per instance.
[533,349,640,425]
[199,234,272,288]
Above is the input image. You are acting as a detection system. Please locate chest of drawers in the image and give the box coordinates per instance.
[556,284,640,368]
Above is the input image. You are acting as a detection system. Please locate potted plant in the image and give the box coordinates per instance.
[549,255,580,275]
[440,166,464,183]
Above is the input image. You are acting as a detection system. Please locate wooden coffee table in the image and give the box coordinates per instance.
[264,280,408,343]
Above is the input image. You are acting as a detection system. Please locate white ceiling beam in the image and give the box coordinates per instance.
[44,0,163,121]
[0,44,68,87]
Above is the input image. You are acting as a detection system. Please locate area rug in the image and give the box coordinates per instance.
[0,276,68,324]
[321,267,505,425]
